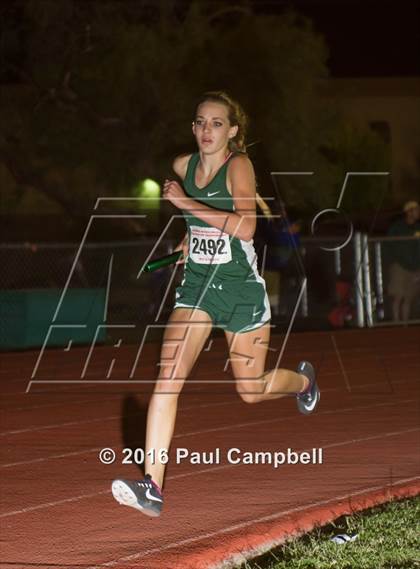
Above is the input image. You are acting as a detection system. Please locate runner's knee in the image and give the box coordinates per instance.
[235,378,264,404]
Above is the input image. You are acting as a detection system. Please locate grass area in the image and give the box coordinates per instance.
[239,496,420,569]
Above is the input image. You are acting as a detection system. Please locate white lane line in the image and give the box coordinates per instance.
[1,398,417,468]
[85,474,420,568]
[0,423,418,520]
[1,341,418,380]
[331,334,352,392]
[0,399,233,437]
[2,352,419,383]
[1,375,416,437]
[169,398,417,438]
[3,396,118,413]
[2,357,419,398]
[2,345,419,378]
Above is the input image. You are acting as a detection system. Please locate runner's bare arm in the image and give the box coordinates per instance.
[171,154,191,257]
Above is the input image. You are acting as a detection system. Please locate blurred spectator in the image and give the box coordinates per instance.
[386,200,420,322]
[327,279,355,328]
[263,213,302,316]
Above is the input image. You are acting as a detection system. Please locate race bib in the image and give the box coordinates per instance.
[189,225,232,264]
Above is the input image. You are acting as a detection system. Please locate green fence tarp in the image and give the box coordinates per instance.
[0,288,106,350]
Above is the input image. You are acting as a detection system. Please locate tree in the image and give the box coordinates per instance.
[0,0,389,225]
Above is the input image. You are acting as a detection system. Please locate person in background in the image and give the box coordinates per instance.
[263,212,302,317]
[386,200,420,322]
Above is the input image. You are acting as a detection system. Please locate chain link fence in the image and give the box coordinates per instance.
[364,235,420,326]
[1,234,418,350]
[0,239,177,349]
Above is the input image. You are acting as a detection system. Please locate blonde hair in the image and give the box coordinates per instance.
[194,91,248,153]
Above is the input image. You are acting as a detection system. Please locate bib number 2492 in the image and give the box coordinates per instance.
[189,225,232,264]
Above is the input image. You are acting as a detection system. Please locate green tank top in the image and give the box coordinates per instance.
[181,151,262,284]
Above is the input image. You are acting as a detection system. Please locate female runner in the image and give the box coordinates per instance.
[112,91,320,517]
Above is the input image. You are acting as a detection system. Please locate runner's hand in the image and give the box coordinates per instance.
[174,233,188,264]
[163,179,187,209]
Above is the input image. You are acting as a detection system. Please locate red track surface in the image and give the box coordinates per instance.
[1,327,419,569]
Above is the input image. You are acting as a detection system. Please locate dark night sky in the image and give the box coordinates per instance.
[253,0,420,77]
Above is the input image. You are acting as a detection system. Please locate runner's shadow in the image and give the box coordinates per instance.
[121,394,148,476]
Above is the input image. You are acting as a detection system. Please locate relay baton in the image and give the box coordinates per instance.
[144,250,183,272]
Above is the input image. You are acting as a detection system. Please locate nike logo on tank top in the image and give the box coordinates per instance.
[181,151,261,283]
